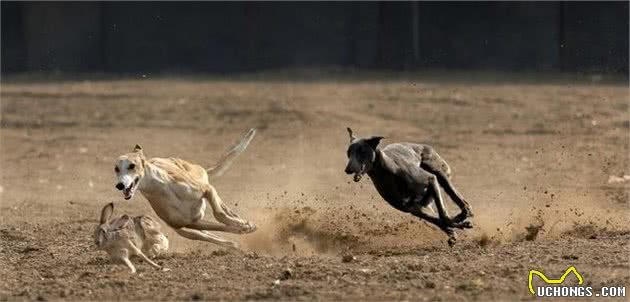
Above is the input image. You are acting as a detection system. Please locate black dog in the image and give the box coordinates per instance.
[344,128,473,246]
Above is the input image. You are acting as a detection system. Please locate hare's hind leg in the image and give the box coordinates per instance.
[121,257,137,273]
[127,240,161,270]
[113,249,137,273]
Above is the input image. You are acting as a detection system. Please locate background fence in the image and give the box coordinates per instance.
[2,2,628,74]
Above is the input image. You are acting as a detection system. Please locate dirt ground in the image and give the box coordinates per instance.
[1,74,628,301]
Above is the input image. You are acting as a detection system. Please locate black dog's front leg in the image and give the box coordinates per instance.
[407,204,457,246]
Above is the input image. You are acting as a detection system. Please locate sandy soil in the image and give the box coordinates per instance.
[1,75,628,301]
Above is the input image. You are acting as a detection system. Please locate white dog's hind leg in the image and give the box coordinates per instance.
[204,186,256,233]
[174,228,239,249]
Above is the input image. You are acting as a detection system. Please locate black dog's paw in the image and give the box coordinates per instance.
[452,212,472,224]
[443,217,472,229]
[441,227,457,247]
[452,220,473,229]
[447,236,457,247]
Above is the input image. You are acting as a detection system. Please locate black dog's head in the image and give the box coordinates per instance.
[345,127,383,182]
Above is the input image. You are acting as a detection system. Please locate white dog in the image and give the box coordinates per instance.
[113,129,257,249]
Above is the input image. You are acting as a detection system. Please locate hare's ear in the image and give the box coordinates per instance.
[100,203,114,224]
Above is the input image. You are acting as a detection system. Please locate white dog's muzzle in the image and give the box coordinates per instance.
[117,175,140,200]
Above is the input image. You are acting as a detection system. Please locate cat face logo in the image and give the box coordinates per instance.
[528,266,584,295]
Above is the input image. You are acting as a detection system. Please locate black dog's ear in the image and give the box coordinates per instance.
[133,144,142,152]
[365,136,384,150]
[347,127,356,142]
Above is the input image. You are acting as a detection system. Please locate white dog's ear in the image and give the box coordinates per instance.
[347,127,356,142]
[133,144,146,159]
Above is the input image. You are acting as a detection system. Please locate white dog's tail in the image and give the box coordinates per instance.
[206,128,256,179]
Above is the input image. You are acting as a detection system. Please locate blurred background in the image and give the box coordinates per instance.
[2,1,628,76]
[1,2,629,300]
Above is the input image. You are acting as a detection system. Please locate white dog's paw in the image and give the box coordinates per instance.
[245,222,257,233]
[237,222,257,234]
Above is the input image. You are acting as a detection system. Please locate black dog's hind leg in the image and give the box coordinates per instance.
[420,162,474,223]
[414,192,470,230]
[409,167,471,229]
[415,169,453,225]
[423,182,472,229]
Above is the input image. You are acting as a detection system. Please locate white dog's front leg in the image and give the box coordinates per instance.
[188,219,249,234]
[174,227,239,249]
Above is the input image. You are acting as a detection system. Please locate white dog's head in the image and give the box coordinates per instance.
[114,145,146,200]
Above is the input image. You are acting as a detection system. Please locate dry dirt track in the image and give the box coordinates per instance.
[1,74,629,301]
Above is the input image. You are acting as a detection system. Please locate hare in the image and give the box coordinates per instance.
[94,202,169,273]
